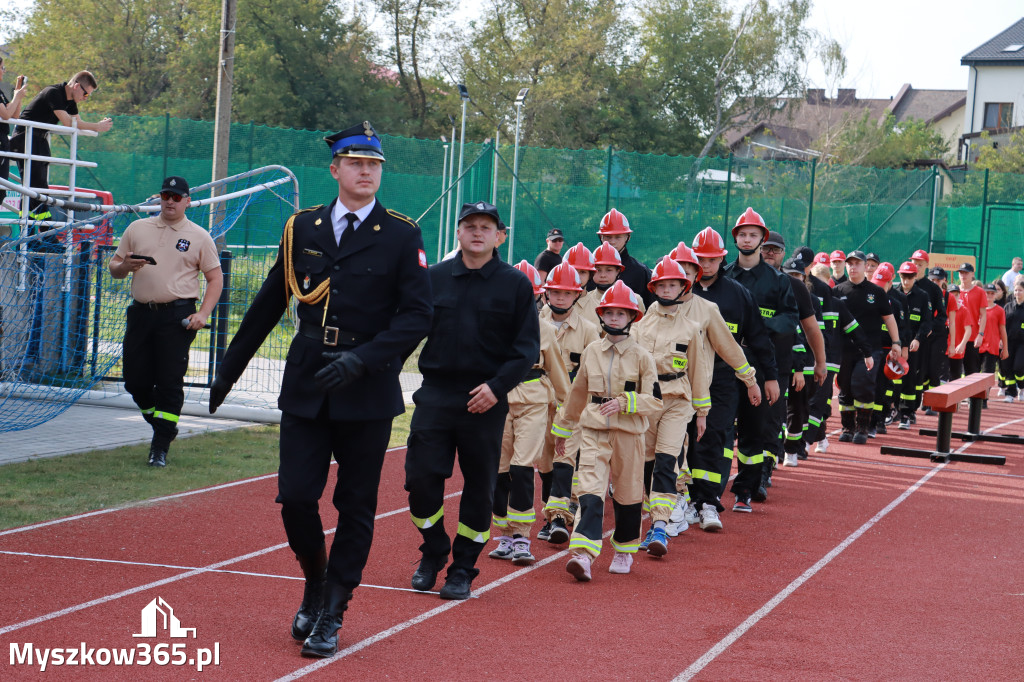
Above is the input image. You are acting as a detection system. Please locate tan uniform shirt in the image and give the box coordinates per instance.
[540,305,601,379]
[114,215,219,303]
[633,302,711,416]
[552,336,662,436]
[508,320,571,406]
[676,295,757,390]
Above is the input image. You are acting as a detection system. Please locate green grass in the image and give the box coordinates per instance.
[0,411,412,531]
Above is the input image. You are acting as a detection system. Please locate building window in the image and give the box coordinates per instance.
[983,102,1013,129]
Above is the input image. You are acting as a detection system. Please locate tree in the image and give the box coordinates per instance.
[973,128,1024,174]
[819,111,950,169]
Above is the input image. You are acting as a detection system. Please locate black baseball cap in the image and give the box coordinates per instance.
[865,252,881,263]
[547,228,565,240]
[983,283,997,292]
[928,266,946,280]
[796,246,815,263]
[764,231,785,249]
[160,176,189,196]
[846,250,867,262]
[947,284,960,293]
[782,257,808,274]
[457,201,503,227]
[957,262,975,272]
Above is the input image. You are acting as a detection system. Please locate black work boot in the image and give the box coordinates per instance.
[300,583,352,658]
[147,445,168,467]
[752,462,769,502]
[411,555,447,592]
[839,410,855,442]
[291,546,328,641]
[853,409,870,444]
[438,567,473,600]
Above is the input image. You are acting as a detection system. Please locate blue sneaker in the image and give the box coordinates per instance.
[638,528,654,551]
[646,527,668,557]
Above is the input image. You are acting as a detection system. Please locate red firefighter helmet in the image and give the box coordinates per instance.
[732,207,768,240]
[898,261,918,276]
[911,249,929,262]
[648,256,693,294]
[543,262,584,292]
[830,249,846,263]
[597,208,632,235]
[596,280,643,322]
[593,241,625,270]
[669,242,704,282]
[564,242,596,272]
[884,355,909,380]
[514,260,543,295]
[692,226,728,258]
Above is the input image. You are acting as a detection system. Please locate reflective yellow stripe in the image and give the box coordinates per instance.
[411,506,444,529]
[456,522,489,544]
[551,423,572,438]
[544,499,571,512]
[691,468,722,484]
[523,378,542,384]
[649,494,675,510]
[507,509,536,523]
[570,536,602,555]
[735,362,751,374]
[152,411,180,424]
[610,537,640,553]
[140,407,155,416]
[623,391,638,414]
[693,396,711,409]
[491,514,508,527]
[724,447,734,460]
[736,451,763,465]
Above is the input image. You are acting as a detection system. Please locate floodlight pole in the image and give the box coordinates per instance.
[447,117,457,251]
[454,84,470,241]
[438,138,450,262]
[507,88,529,263]
[210,0,238,250]
[492,128,500,205]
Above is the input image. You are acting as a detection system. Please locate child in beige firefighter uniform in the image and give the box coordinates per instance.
[536,262,601,543]
[633,256,710,556]
[552,281,662,581]
[491,262,571,565]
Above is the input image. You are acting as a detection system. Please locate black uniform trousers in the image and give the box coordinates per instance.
[277,407,391,591]
[837,348,885,431]
[964,340,982,375]
[899,348,924,416]
[10,133,52,219]
[785,379,809,457]
[1001,340,1024,396]
[806,370,836,443]
[122,300,197,449]
[767,334,794,466]
[686,363,741,512]
[922,330,950,387]
[405,384,508,580]
[730,371,773,500]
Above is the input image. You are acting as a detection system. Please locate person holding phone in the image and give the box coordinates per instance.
[108,176,222,467]
[0,58,30,206]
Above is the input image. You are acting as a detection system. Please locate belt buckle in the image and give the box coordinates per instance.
[323,326,339,347]
[147,301,160,310]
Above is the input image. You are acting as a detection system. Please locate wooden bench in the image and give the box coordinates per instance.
[880,373,1005,465]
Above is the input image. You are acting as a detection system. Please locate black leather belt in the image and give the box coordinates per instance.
[523,368,546,381]
[297,322,371,348]
[132,298,196,310]
[590,395,614,405]
[658,371,686,382]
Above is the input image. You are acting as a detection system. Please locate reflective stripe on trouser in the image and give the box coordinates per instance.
[498,402,548,536]
[405,391,508,579]
[837,348,884,409]
[568,427,645,558]
[506,464,537,537]
[767,334,794,464]
[731,368,773,498]
[785,380,809,455]
[899,348,924,414]
[688,364,742,512]
[806,370,836,442]
[543,460,576,523]
[537,402,557,473]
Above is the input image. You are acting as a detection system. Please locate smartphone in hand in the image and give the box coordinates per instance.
[131,254,157,265]
[16,75,27,89]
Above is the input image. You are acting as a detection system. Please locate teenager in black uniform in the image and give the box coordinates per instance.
[832,251,901,444]
[724,211,799,504]
[1002,278,1024,400]
[798,248,837,453]
[870,263,909,435]
[595,208,653,307]
[896,261,932,428]
[405,201,539,601]
[209,123,433,658]
[910,252,949,406]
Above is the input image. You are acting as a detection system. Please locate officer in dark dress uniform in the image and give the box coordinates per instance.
[209,122,433,658]
[405,201,539,602]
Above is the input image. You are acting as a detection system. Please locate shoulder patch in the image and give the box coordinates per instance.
[387,209,419,228]
[291,205,324,219]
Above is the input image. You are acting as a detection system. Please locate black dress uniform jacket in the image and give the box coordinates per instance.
[619,246,654,308]
[218,199,433,419]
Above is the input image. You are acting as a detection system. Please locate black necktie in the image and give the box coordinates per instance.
[339,212,358,248]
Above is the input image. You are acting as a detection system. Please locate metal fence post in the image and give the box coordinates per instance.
[980,168,989,275]
[805,158,817,247]
[211,250,232,383]
[604,146,613,213]
[722,153,734,233]
[928,166,938,252]
[162,113,170,180]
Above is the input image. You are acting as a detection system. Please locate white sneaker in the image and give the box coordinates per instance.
[1005,395,1015,403]
[684,502,700,525]
[815,437,829,453]
[699,505,723,532]
[608,552,633,574]
[666,496,689,537]
[783,452,799,467]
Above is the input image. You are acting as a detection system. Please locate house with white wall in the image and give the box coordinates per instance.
[960,17,1024,163]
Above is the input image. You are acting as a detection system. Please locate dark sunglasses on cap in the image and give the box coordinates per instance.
[160,192,185,202]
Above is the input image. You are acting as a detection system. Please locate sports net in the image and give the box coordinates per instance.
[0,165,298,433]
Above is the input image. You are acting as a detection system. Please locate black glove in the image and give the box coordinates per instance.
[209,376,232,414]
[314,351,367,391]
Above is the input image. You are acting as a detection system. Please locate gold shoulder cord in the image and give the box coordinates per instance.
[281,212,332,325]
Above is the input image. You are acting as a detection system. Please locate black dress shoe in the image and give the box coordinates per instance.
[411,556,445,592]
[438,568,473,600]
[147,447,167,467]
[291,548,327,641]
[301,584,352,658]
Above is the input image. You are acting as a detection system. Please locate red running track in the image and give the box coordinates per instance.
[2,402,1023,680]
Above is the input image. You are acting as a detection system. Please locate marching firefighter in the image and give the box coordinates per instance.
[594,208,654,307]
[895,261,932,429]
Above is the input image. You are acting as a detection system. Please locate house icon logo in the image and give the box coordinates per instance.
[132,597,197,639]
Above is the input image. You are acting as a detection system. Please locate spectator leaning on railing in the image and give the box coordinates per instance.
[0,57,30,206]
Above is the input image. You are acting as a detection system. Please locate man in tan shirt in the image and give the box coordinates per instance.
[109,176,222,467]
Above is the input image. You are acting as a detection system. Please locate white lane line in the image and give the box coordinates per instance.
[0,446,407,537]
[275,531,613,682]
[673,414,1023,681]
[0,488,457,636]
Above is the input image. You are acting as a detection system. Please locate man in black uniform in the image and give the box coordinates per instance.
[833,251,901,444]
[896,261,932,428]
[533,227,565,281]
[724,211,800,504]
[405,201,539,601]
[870,263,909,435]
[595,208,653,307]
[691,233,778,515]
[798,247,837,453]
[910,251,949,403]
[209,123,433,658]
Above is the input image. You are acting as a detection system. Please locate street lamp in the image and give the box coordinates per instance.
[507,87,529,262]
[437,135,449,262]
[454,84,470,243]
